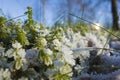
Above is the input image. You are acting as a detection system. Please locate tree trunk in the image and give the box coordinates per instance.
[111,0,119,30]
[67,0,71,25]
[42,0,46,25]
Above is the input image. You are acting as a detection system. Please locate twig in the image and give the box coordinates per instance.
[6,14,26,22]
[72,47,120,52]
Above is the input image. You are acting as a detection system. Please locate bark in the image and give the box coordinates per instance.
[111,0,119,30]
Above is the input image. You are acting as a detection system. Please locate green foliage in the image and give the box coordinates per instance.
[24,6,34,28]
[52,72,70,80]
[0,16,7,39]
[40,24,46,30]
[68,22,89,36]
[0,26,8,40]
[15,24,29,47]
[24,7,41,45]
[39,49,52,66]
[35,36,47,50]
[48,27,63,40]
[0,16,10,47]
[0,16,6,27]
[108,29,120,39]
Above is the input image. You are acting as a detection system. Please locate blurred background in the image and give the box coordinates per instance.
[0,0,120,29]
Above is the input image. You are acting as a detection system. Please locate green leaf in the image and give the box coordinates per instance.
[15,58,22,70]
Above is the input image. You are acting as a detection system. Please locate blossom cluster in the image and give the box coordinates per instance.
[0,18,120,80]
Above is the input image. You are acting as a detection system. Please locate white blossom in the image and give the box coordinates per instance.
[61,45,75,65]
[12,42,22,49]
[39,29,50,36]
[60,64,72,76]
[17,49,26,58]
[0,69,11,80]
[6,48,14,58]
[41,38,47,47]
[44,56,53,66]
[53,39,61,50]
[44,48,53,55]
[53,39,61,47]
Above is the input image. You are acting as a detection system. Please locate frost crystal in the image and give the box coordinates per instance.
[61,45,75,65]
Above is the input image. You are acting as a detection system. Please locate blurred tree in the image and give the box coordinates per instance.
[0,9,4,16]
[34,0,46,24]
[34,0,41,22]
[32,0,119,28]
[111,0,119,30]
[67,0,72,25]
[76,0,95,20]
[42,0,46,24]
[64,0,95,24]
[77,0,119,30]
